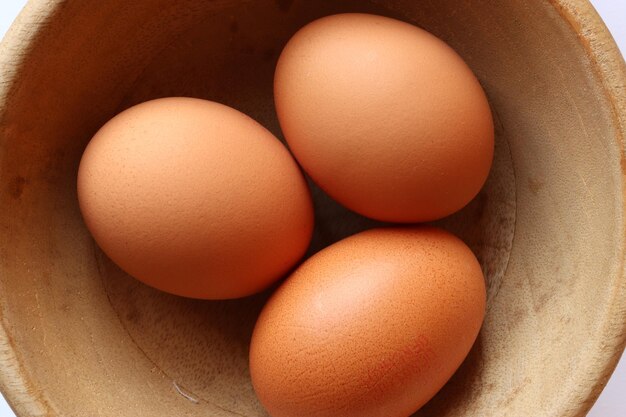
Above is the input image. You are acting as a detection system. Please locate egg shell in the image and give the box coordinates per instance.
[275,13,494,222]
[250,227,486,417]
[77,97,314,300]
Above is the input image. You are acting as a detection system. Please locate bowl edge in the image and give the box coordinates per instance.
[546,1,626,416]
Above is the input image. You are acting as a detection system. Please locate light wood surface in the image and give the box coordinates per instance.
[0,0,624,416]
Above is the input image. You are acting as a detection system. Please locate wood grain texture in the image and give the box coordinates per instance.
[0,0,624,416]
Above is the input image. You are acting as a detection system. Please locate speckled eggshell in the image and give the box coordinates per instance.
[249,227,486,417]
[77,97,314,300]
[275,13,494,223]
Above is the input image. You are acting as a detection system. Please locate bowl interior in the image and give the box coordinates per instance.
[0,0,623,416]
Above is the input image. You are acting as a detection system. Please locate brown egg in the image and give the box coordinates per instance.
[275,13,494,223]
[250,227,485,417]
[77,97,314,300]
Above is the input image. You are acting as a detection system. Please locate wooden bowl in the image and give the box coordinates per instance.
[1,0,625,416]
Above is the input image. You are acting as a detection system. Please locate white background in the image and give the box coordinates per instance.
[0,1,624,416]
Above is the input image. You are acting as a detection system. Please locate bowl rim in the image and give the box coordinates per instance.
[0,3,73,415]
[0,0,625,416]
[544,2,626,416]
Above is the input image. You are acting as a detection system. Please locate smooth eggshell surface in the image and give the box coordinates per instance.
[250,227,486,417]
[275,13,494,222]
[77,97,314,299]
